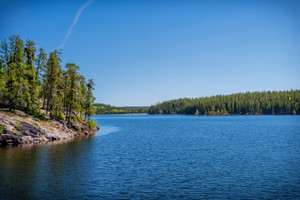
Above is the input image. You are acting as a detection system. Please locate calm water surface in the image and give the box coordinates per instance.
[0,115,300,199]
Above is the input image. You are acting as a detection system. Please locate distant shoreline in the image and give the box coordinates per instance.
[95,113,299,116]
[148,90,300,115]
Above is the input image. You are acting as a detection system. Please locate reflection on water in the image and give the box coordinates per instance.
[0,136,96,199]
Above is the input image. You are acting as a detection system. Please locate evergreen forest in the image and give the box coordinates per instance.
[93,103,148,114]
[0,35,96,127]
[148,90,300,115]
[2,36,299,120]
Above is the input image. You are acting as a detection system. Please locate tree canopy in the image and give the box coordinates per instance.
[93,103,148,114]
[0,35,96,128]
[148,90,300,115]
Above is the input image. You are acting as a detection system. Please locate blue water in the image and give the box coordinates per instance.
[0,115,300,199]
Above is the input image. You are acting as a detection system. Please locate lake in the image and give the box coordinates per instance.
[1,115,300,199]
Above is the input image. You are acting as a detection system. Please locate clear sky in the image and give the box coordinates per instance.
[1,0,299,106]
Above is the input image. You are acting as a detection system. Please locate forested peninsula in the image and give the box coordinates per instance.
[0,35,98,146]
[148,90,300,115]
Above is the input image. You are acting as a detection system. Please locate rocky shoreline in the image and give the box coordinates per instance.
[0,110,99,146]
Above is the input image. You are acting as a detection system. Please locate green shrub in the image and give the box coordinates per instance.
[15,120,22,131]
[72,115,82,123]
[76,116,82,122]
[85,119,97,130]
[34,112,46,120]
[50,110,64,121]
[58,111,65,121]
[0,121,4,133]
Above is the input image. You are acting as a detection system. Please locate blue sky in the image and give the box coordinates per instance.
[1,0,299,106]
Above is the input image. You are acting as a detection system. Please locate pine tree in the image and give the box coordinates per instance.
[65,63,80,124]
[0,39,9,103]
[0,66,6,100]
[0,39,9,71]
[36,48,48,109]
[24,40,39,114]
[0,35,97,125]
[78,75,87,119]
[7,35,26,110]
[85,79,95,120]
[35,48,47,84]
[44,50,62,119]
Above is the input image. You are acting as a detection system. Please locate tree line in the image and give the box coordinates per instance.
[0,35,96,127]
[94,103,148,114]
[148,90,300,115]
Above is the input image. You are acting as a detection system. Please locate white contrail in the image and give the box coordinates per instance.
[57,0,95,50]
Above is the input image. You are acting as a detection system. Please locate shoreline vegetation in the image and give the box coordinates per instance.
[0,35,98,146]
[0,109,99,147]
[94,90,300,116]
[94,104,148,114]
[1,35,299,145]
[148,90,300,115]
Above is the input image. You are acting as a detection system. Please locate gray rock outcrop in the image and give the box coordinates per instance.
[0,111,99,146]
